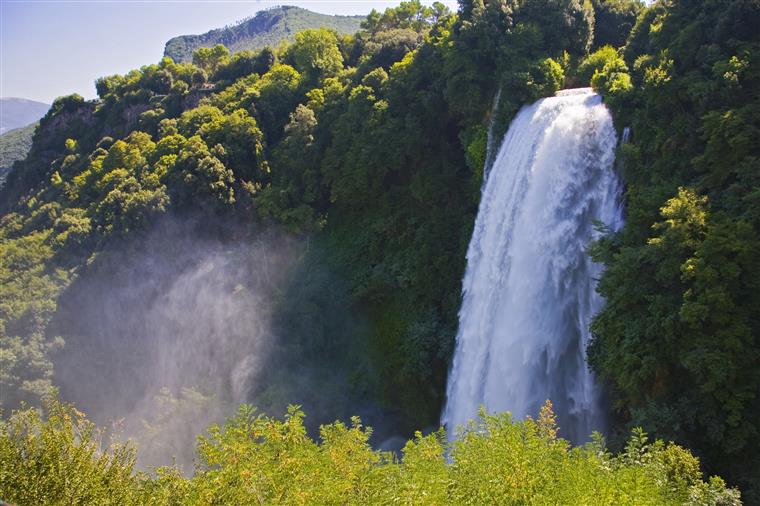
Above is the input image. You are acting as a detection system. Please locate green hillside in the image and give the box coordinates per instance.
[0,122,36,185]
[164,6,364,63]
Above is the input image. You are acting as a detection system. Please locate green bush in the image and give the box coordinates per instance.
[0,393,140,505]
[0,396,742,505]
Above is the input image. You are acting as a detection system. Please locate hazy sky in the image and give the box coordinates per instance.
[1,0,459,104]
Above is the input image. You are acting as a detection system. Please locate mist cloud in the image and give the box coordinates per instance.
[52,217,296,469]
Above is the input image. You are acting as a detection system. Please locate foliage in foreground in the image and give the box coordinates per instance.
[0,395,741,505]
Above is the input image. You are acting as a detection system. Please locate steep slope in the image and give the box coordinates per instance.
[0,122,36,184]
[0,97,49,134]
[164,6,363,63]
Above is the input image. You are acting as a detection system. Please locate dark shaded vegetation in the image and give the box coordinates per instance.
[590,0,644,50]
[0,0,757,502]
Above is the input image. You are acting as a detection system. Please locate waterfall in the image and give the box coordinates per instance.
[483,87,502,181]
[442,88,623,443]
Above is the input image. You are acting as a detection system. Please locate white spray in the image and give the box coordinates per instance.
[442,89,623,443]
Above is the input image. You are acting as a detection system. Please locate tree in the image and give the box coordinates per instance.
[259,104,320,229]
[577,45,620,84]
[95,74,126,99]
[167,135,235,209]
[254,47,276,75]
[591,0,644,49]
[191,68,207,87]
[197,108,268,181]
[289,29,344,82]
[360,0,450,34]
[192,44,230,75]
[252,64,302,142]
[358,28,423,70]
[517,0,595,56]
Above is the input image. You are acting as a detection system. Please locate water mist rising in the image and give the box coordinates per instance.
[52,220,389,470]
[52,222,297,470]
[442,89,623,443]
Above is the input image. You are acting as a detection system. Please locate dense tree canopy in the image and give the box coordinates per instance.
[588,0,760,500]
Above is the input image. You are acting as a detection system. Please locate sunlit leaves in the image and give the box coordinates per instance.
[1,396,739,504]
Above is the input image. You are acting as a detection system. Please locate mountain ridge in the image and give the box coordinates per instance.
[0,97,49,134]
[164,5,364,63]
[0,122,37,184]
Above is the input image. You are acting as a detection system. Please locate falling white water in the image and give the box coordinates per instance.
[442,88,623,443]
[483,87,502,180]
[622,126,631,144]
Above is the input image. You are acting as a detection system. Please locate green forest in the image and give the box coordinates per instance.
[1,0,759,503]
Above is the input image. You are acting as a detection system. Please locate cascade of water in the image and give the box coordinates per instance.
[622,126,631,144]
[483,87,502,181]
[442,88,623,443]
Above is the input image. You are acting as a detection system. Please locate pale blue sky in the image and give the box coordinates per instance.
[1,0,459,104]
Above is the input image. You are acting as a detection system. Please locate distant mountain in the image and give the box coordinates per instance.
[0,98,49,134]
[0,122,36,185]
[164,6,364,63]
